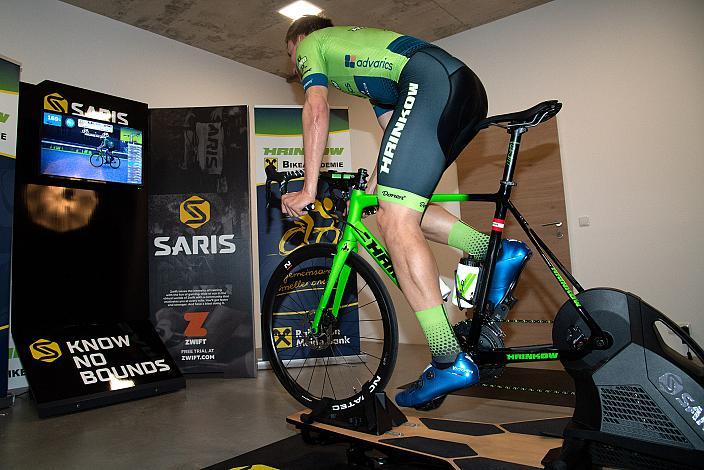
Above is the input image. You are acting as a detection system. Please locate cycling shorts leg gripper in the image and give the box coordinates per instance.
[448,220,490,260]
[416,304,462,364]
[377,185,428,212]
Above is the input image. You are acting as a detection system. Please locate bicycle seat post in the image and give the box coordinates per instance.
[467,126,528,349]
[501,126,527,188]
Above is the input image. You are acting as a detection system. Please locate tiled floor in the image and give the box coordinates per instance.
[0,344,573,469]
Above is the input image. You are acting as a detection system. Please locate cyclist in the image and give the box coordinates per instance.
[96,133,114,164]
[280,15,519,408]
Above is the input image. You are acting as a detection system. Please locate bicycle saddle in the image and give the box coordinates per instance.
[474,100,562,131]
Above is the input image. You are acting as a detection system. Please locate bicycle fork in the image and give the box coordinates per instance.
[309,192,396,335]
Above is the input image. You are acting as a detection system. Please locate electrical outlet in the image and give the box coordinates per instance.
[578,216,590,227]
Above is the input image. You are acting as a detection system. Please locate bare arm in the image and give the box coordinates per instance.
[301,86,330,195]
[281,85,330,217]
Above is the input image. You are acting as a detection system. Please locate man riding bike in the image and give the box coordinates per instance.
[96,133,114,163]
[280,15,521,409]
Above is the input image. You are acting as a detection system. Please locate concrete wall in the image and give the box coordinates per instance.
[436,0,704,341]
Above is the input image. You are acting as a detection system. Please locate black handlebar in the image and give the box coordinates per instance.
[264,163,369,214]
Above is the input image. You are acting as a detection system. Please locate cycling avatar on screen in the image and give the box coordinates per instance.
[280,16,524,409]
[96,133,115,164]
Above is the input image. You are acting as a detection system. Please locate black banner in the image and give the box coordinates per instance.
[148,106,254,377]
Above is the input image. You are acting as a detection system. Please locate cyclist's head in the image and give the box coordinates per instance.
[285,15,333,76]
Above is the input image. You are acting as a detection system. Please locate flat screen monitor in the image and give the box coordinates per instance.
[40,112,143,185]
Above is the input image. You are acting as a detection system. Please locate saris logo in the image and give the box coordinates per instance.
[43,93,68,113]
[42,92,129,125]
[153,195,236,256]
[180,196,210,229]
[29,339,62,363]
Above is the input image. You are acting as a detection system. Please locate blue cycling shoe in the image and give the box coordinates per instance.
[395,352,479,409]
[487,239,531,307]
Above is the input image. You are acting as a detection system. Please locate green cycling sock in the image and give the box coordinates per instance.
[415,304,462,364]
[448,220,490,260]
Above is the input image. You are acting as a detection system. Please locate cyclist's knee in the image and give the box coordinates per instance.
[376,202,422,237]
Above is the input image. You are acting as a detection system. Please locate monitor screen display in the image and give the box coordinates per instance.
[40,111,143,185]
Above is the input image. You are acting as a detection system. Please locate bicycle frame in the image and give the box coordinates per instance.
[309,125,611,367]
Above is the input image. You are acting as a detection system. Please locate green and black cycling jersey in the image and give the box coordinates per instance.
[295,26,430,116]
[296,26,488,213]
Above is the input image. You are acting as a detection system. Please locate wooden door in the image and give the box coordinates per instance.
[456,119,571,348]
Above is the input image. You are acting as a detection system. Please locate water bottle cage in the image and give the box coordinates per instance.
[454,269,475,311]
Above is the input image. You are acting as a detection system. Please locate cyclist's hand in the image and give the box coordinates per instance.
[281,190,316,218]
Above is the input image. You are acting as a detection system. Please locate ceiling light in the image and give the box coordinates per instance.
[278,1,322,20]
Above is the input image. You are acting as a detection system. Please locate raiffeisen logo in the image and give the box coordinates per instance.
[29,339,62,363]
[153,196,236,256]
[345,54,393,71]
[44,93,68,113]
[180,196,211,229]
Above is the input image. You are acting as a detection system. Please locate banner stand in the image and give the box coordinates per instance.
[0,55,21,409]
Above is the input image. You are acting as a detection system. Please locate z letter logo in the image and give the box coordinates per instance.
[30,339,62,363]
[180,196,211,229]
[43,93,68,113]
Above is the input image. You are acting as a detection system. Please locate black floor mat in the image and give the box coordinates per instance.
[204,434,446,470]
[501,417,571,438]
[378,436,477,458]
[402,367,575,407]
[455,456,541,469]
[419,418,504,436]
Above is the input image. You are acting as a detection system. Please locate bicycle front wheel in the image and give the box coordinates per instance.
[89,154,103,167]
[109,156,120,169]
[262,243,398,411]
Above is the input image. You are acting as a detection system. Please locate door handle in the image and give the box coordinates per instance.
[541,221,564,239]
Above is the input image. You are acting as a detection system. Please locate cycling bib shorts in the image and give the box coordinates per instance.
[296,27,488,212]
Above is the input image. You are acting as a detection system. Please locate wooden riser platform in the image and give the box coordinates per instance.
[287,410,568,469]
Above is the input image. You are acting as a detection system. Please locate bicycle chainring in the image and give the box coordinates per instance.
[454,319,505,384]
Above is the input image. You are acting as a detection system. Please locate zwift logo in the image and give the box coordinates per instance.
[29,339,62,363]
[344,54,357,68]
[180,196,210,229]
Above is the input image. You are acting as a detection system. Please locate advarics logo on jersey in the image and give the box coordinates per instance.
[344,54,393,71]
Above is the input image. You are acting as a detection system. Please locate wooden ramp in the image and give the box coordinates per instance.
[287,410,568,469]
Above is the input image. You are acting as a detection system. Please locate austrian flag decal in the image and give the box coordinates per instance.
[492,218,505,232]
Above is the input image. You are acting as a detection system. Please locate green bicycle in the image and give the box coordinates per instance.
[262,100,598,412]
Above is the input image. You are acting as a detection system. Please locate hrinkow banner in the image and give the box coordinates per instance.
[254,106,359,362]
[0,56,21,402]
